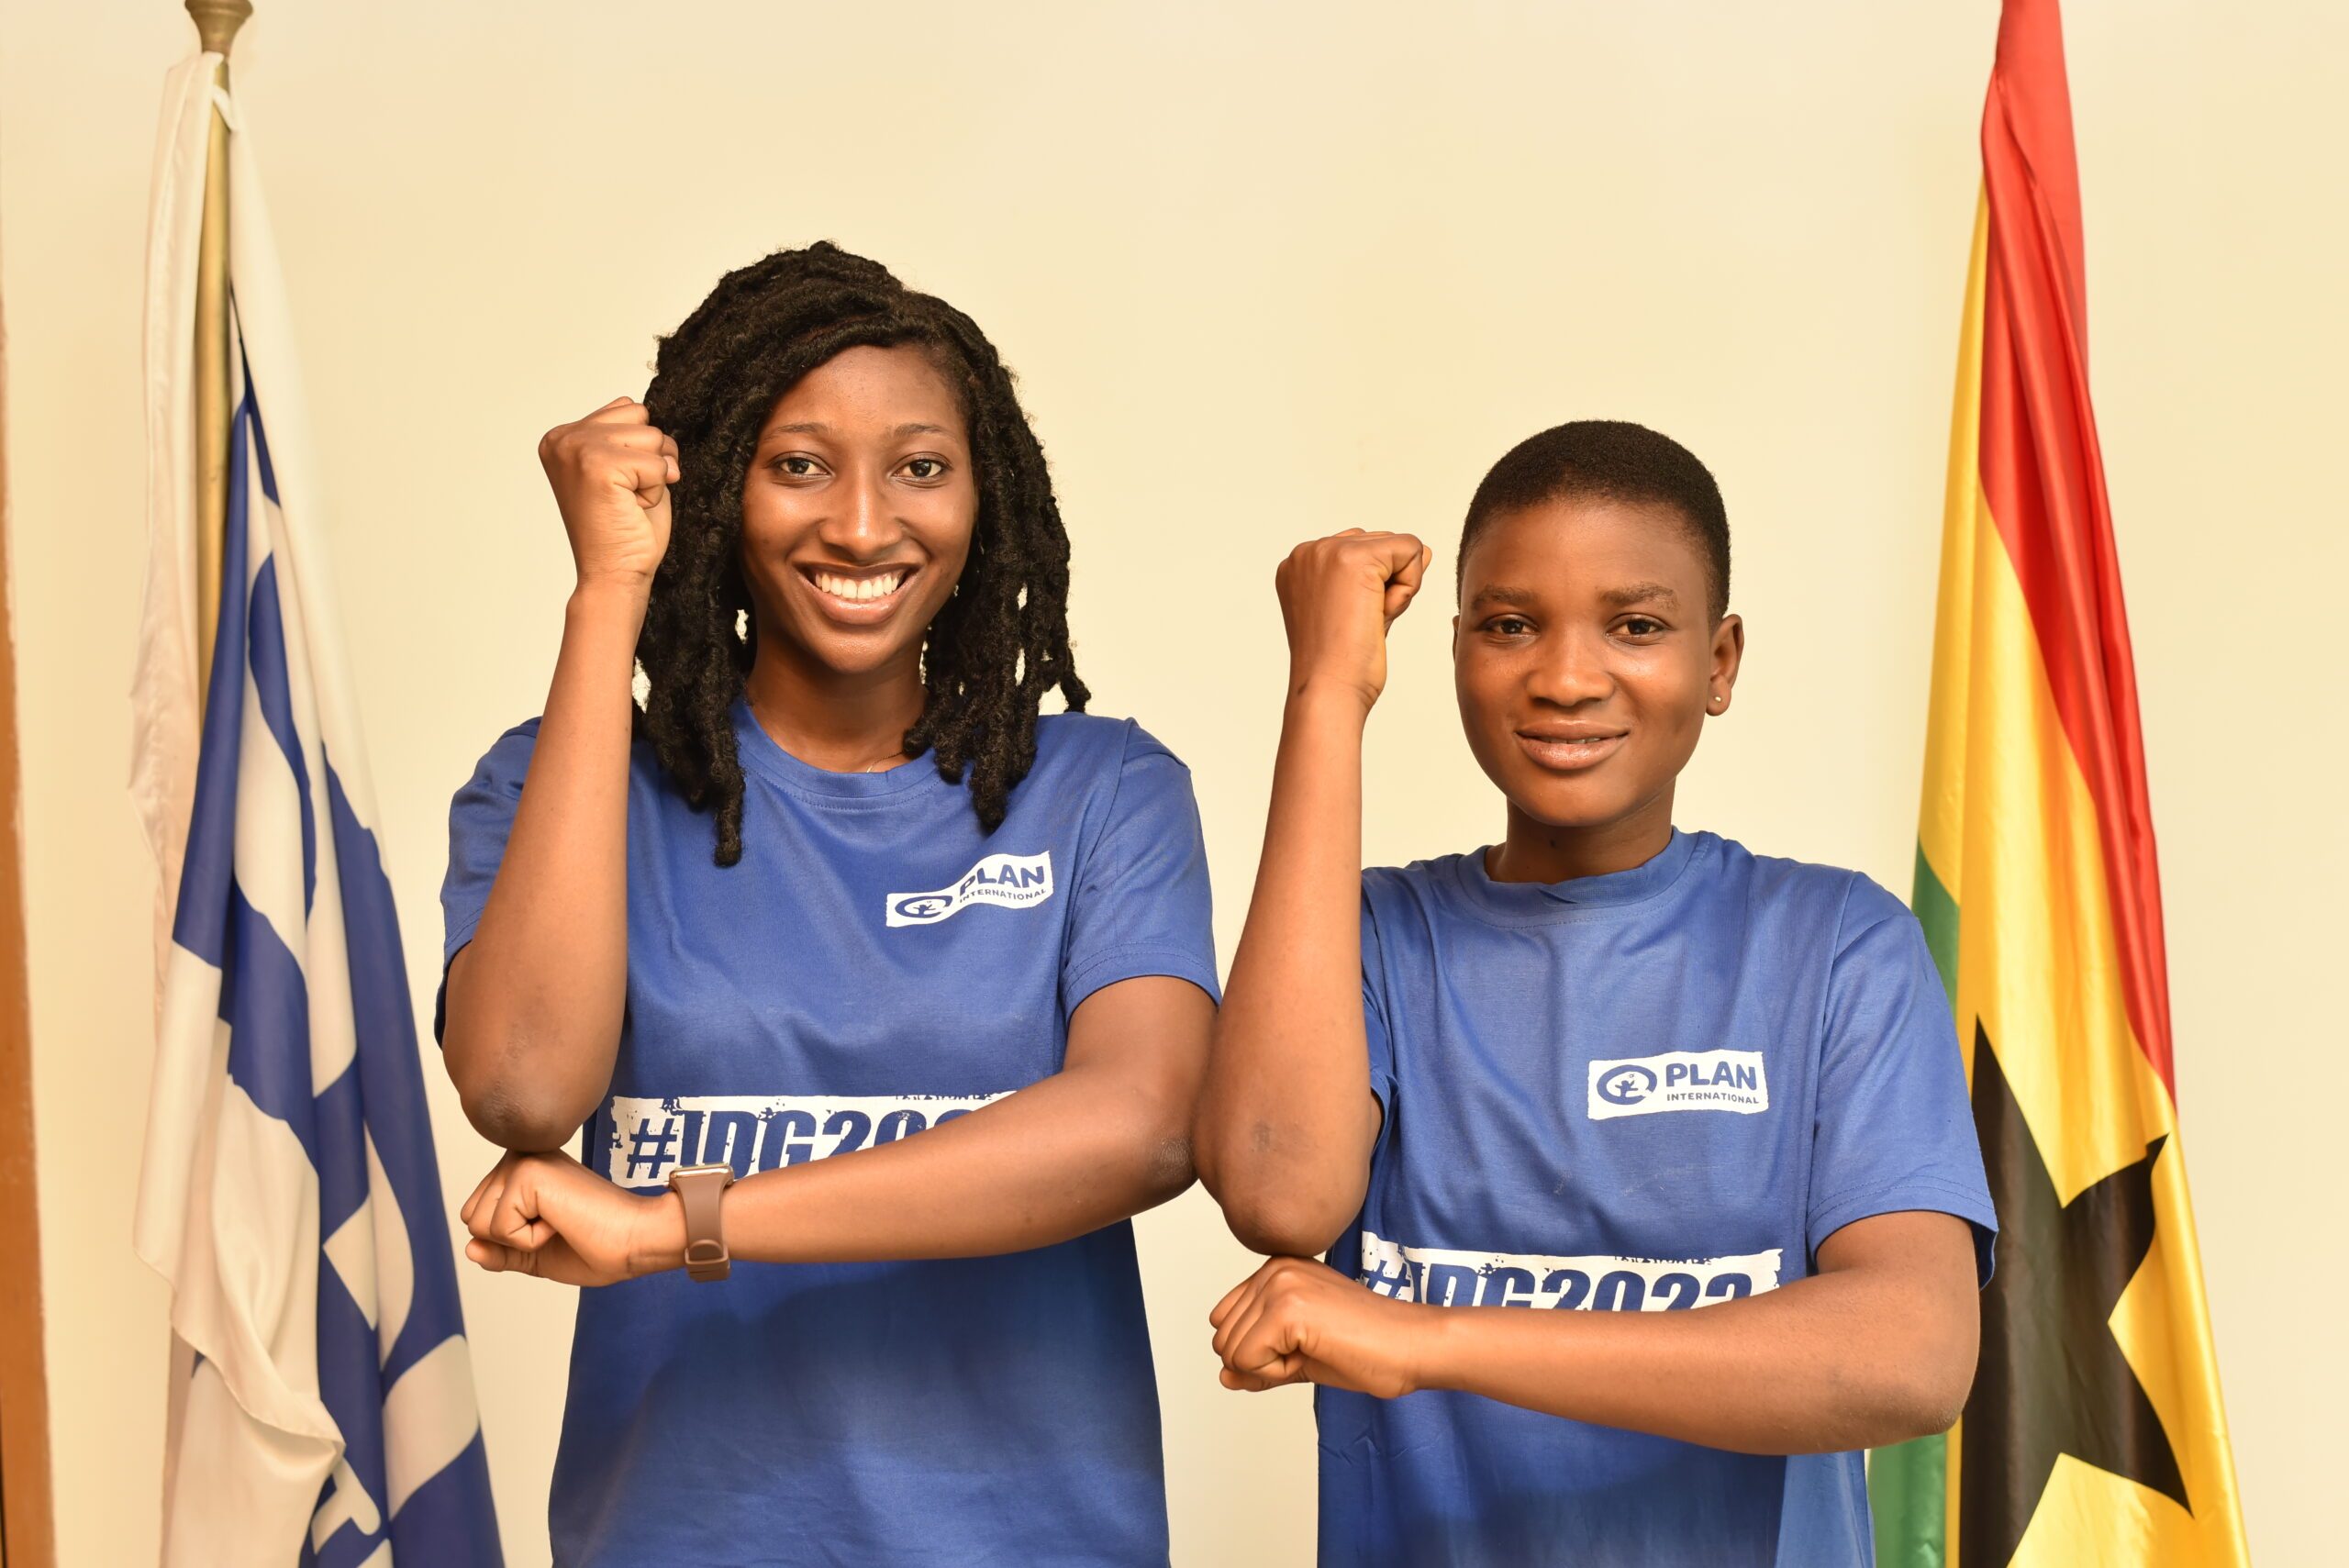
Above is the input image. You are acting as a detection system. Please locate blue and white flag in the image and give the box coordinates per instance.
[133,52,502,1567]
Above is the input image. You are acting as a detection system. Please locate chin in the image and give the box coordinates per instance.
[807,633,920,676]
[1492,768,1649,832]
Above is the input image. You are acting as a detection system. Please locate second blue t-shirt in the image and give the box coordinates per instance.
[1319,828,1996,1568]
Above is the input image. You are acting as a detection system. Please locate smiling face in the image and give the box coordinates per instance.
[1453,495,1743,875]
[740,342,977,680]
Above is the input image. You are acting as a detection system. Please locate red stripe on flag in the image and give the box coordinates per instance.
[1976,0,2175,1092]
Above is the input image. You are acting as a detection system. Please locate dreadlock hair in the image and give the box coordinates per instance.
[636,241,1088,866]
[1458,419,1731,622]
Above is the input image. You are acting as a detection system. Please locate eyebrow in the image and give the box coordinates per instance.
[1466,585,1540,609]
[762,421,952,439]
[1466,582,1681,611]
[1598,583,1679,608]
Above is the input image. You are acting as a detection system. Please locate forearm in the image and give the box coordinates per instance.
[443,580,642,1148]
[1197,686,1380,1253]
[640,1060,1194,1266]
[1415,1269,1971,1454]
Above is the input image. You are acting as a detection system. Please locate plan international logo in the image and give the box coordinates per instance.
[1587,1049,1769,1119]
[885,851,1054,928]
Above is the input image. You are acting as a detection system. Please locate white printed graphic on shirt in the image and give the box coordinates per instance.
[1586,1049,1769,1119]
[1356,1229,1783,1311]
[605,1092,1009,1188]
[884,851,1054,928]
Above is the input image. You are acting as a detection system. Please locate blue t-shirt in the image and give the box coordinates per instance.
[438,697,1219,1568]
[1319,828,1995,1568]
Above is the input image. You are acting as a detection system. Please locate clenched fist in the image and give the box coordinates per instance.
[539,395,681,592]
[460,1148,683,1288]
[1275,529,1432,713]
[1209,1255,1431,1399]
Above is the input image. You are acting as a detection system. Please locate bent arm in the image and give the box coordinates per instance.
[1420,1211,1981,1452]
[1193,687,1384,1257]
[440,581,643,1150]
[658,974,1213,1262]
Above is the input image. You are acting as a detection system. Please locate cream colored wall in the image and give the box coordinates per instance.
[5,2,2340,1563]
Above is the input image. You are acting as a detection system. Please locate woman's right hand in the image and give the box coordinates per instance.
[1275,529,1431,713]
[539,396,680,592]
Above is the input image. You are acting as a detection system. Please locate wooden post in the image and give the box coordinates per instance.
[0,215,55,1568]
[187,1,250,706]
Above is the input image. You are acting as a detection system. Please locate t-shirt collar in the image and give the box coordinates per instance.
[1444,828,1703,923]
[729,693,941,800]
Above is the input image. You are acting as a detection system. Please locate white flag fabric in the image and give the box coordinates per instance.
[132,51,211,1008]
[132,53,504,1567]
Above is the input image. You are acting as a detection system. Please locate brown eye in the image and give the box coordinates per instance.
[903,457,946,481]
[774,455,819,478]
[1621,617,1665,638]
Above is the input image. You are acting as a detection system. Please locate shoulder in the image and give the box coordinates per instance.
[1030,711,1196,798]
[454,715,667,804]
[1361,853,1473,924]
[1363,855,1462,899]
[454,716,541,797]
[1035,711,1187,769]
[1698,833,1918,951]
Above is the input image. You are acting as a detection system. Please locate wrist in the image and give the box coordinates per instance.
[1284,677,1376,728]
[1400,1299,1460,1396]
[569,574,652,622]
[627,1189,690,1278]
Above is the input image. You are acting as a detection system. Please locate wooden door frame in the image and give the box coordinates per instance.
[0,275,56,1568]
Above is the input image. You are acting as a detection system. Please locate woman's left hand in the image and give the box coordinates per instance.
[1208,1256,1433,1399]
[460,1149,681,1286]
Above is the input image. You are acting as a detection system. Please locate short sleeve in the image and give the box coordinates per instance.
[1058,722,1221,1018]
[432,718,540,1045]
[1359,887,1396,1113]
[1808,876,1998,1284]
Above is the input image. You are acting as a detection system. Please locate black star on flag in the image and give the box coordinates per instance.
[1959,1024,2190,1568]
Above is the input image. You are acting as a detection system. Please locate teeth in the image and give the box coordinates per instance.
[814,571,903,603]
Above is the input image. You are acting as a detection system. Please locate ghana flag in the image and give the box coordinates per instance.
[1865,3,2249,1565]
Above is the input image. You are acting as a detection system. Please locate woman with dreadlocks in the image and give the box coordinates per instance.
[435,242,1219,1566]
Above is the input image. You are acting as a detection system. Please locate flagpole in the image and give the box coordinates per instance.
[160,9,252,1541]
[185,0,249,713]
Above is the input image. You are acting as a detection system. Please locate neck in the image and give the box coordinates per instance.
[1487,788,1676,884]
[742,636,926,773]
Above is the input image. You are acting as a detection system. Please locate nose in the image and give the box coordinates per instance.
[1525,622,1615,708]
[818,469,904,558]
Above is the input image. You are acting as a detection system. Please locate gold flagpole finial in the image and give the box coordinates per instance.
[186,0,253,59]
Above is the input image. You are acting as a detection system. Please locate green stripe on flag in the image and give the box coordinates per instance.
[1865,843,1964,1566]
[1911,844,1958,1001]
[1870,1430,1948,1568]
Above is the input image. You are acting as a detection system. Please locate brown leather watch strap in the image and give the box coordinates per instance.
[666,1164,735,1282]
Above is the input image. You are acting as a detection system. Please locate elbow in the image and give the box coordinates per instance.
[458,1084,584,1154]
[1860,1338,1978,1447]
[1193,1121,1359,1257]
[1132,1130,1198,1211]
[1206,1187,1354,1260]
[442,1019,595,1153]
[1907,1343,1980,1440]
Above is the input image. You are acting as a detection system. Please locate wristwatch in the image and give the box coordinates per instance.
[666,1163,736,1282]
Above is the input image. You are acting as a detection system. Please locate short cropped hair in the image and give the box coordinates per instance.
[1458,420,1731,620]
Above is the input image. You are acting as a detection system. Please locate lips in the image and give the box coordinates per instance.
[1513,728,1629,773]
[796,562,918,626]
